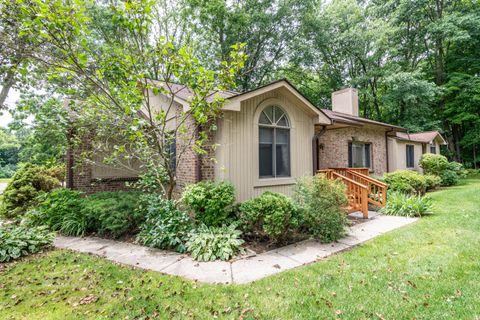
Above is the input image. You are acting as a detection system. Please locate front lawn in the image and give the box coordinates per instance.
[2,179,480,319]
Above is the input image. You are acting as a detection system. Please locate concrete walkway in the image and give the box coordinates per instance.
[54,215,417,284]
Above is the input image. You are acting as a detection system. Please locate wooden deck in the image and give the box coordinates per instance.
[317,168,388,218]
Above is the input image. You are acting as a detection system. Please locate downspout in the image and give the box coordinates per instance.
[385,128,394,173]
[196,126,202,182]
[66,127,75,189]
[312,125,327,174]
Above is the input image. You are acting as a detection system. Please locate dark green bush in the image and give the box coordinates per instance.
[186,224,245,262]
[293,175,347,242]
[136,194,193,253]
[81,191,143,238]
[380,192,433,217]
[0,163,64,218]
[383,170,428,195]
[419,154,465,186]
[239,191,298,242]
[28,189,143,238]
[26,188,86,236]
[0,224,55,262]
[0,164,16,178]
[181,181,235,226]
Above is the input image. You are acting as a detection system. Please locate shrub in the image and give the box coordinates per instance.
[0,163,64,218]
[0,225,55,262]
[420,154,466,186]
[381,192,433,217]
[293,175,347,242]
[136,194,193,253]
[81,191,143,238]
[239,191,298,242]
[419,154,449,175]
[383,170,427,195]
[0,164,16,178]
[424,174,441,191]
[181,181,235,226]
[29,188,87,237]
[186,224,244,261]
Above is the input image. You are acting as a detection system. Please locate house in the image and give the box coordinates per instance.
[388,131,447,172]
[66,79,443,211]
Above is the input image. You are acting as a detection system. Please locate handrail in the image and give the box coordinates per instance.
[347,171,388,187]
[345,170,388,208]
[331,172,367,189]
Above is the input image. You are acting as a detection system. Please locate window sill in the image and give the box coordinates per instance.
[254,177,296,187]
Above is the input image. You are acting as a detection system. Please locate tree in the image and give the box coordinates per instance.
[14,0,246,199]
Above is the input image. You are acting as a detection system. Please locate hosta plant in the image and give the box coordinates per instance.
[186,224,245,262]
[0,225,55,262]
[381,192,433,217]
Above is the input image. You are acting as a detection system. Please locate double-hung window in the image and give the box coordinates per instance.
[348,142,371,168]
[406,144,415,168]
[430,145,436,154]
[259,105,290,178]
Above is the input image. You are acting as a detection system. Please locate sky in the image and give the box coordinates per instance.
[0,88,19,128]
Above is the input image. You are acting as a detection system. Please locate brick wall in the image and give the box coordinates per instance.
[317,126,387,176]
[67,108,217,194]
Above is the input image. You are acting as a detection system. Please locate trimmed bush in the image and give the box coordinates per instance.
[25,188,86,236]
[136,194,193,253]
[186,224,244,262]
[0,225,55,262]
[424,174,441,191]
[419,154,466,186]
[239,191,298,242]
[181,181,235,226]
[381,192,433,217]
[293,175,347,242]
[28,189,143,238]
[383,170,427,195]
[81,191,143,238]
[0,163,64,218]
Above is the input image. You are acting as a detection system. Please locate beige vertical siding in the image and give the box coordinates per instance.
[389,139,423,172]
[215,88,316,202]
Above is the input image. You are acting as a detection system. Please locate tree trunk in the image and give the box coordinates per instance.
[0,68,16,109]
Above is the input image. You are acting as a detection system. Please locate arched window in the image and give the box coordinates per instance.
[258,105,290,178]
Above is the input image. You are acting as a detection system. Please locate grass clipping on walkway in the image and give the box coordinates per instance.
[1,179,480,319]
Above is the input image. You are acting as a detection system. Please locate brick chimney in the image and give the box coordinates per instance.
[332,88,359,116]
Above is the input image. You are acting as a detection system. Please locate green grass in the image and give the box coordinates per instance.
[2,179,480,319]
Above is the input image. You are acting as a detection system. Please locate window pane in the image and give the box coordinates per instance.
[260,144,273,177]
[276,144,290,176]
[259,127,273,143]
[365,144,371,168]
[264,106,274,123]
[276,128,289,144]
[259,111,271,125]
[352,143,364,167]
[276,114,288,127]
[275,128,290,176]
[273,106,285,123]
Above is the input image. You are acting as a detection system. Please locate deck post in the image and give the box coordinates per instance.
[361,189,369,218]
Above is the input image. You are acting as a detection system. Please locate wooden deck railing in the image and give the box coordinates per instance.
[343,171,388,208]
[317,168,387,218]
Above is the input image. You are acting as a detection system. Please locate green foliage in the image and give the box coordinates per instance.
[381,192,433,217]
[0,164,17,178]
[81,191,143,238]
[28,189,142,238]
[0,224,55,262]
[420,154,466,186]
[383,170,428,195]
[293,175,347,242]
[10,95,69,165]
[424,174,442,191]
[239,191,298,242]
[186,224,245,262]
[0,163,64,218]
[136,194,193,253]
[26,188,85,236]
[181,181,235,226]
